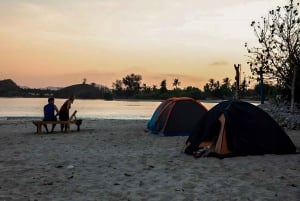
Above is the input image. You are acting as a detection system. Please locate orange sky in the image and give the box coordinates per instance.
[0,0,288,89]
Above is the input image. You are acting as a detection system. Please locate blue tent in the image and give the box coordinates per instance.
[147,97,207,136]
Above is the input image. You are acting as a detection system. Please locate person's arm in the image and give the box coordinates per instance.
[67,100,72,110]
[54,105,59,116]
[43,106,46,117]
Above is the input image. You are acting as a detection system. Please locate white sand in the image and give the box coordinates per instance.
[0,119,299,201]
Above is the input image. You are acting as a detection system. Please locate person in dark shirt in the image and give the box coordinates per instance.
[59,96,75,132]
[43,97,59,133]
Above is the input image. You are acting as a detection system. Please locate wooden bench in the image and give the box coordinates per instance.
[32,119,82,134]
[32,110,82,134]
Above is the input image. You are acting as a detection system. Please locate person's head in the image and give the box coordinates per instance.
[69,95,75,103]
[48,97,54,103]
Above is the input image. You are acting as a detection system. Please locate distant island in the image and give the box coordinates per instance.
[0,79,113,100]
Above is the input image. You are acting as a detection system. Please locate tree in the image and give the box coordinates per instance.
[203,79,214,96]
[122,73,142,95]
[112,79,123,90]
[240,77,248,98]
[220,77,233,98]
[222,77,231,87]
[206,78,216,91]
[173,78,181,89]
[184,86,203,99]
[152,85,157,91]
[203,78,221,98]
[254,82,279,100]
[245,0,300,112]
[160,79,167,93]
[141,83,151,93]
[112,79,123,96]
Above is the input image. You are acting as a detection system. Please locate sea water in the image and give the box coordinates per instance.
[0,98,221,120]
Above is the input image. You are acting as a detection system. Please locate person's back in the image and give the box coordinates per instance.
[43,97,59,133]
[59,96,75,132]
[44,102,56,121]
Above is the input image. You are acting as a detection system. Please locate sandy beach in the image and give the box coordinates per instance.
[0,119,299,201]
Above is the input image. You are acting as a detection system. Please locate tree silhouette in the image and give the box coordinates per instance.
[112,79,123,90]
[245,0,300,112]
[220,77,233,98]
[203,78,221,98]
[160,79,167,93]
[173,78,181,89]
[122,73,142,95]
[112,79,123,97]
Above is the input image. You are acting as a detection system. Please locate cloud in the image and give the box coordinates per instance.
[210,61,229,66]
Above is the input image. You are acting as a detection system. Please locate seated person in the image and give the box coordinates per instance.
[43,97,59,133]
[59,96,75,132]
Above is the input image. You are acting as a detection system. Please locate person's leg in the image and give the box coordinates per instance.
[59,117,64,132]
[50,117,57,133]
[43,118,49,133]
[51,123,56,133]
[64,112,70,132]
[43,124,49,133]
[59,112,67,132]
[64,124,68,133]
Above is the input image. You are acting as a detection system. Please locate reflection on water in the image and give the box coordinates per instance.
[0,98,163,119]
[0,98,257,120]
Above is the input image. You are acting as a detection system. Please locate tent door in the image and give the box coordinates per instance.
[215,114,231,155]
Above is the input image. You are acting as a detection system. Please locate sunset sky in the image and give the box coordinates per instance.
[0,0,288,89]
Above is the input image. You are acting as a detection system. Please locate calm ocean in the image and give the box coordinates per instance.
[0,98,219,120]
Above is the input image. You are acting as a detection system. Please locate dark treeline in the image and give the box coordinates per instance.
[0,76,296,102]
[111,73,288,101]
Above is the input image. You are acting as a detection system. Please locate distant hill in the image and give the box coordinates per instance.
[0,79,113,99]
[0,79,22,96]
[55,84,100,99]
[54,83,112,99]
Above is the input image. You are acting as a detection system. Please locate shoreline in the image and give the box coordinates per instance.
[0,119,299,200]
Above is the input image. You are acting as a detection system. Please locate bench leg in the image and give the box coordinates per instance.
[66,123,70,133]
[75,122,81,131]
[34,121,81,134]
[37,125,42,134]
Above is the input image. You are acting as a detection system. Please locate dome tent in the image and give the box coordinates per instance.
[184,100,297,157]
[147,97,208,136]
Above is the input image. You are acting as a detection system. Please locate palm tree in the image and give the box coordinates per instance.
[173,78,181,89]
